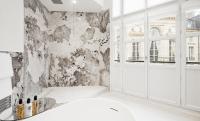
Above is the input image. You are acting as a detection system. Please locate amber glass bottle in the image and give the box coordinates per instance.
[16,99,25,120]
[32,96,38,116]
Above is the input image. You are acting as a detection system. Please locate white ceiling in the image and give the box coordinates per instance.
[40,0,110,12]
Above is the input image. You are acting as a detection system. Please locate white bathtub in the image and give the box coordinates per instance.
[41,86,108,104]
[24,98,135,121]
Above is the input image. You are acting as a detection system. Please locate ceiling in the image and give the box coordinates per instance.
[40,0,110,12]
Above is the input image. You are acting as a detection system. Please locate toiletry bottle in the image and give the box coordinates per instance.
[32,96,38,116]
[16,99,24,120]
[25,98,32,118]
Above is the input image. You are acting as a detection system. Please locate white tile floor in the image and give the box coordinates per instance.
[100,92,200,121]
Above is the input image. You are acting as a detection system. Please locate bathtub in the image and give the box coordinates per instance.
[41,86,108,104]
[24,98,135,121]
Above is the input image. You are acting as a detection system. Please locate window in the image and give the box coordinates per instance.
[186,36,200,64]
[150,40,175,63]
[147,0,175,8]
[126,42,145,62]
[149,16,176,37]
[185,9,200,64]
[149,15,176,63]
[114,43,120,62]
[113,25,121,62]
[186,9,200,32]
[124,0,145,14]
[150,41,158,62]
[112,0,121,17]
[126,23,145,40]
[125,21,145,62]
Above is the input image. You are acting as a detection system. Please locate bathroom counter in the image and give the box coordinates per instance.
[0,97,56,120]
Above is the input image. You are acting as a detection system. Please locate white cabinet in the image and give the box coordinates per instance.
[0,0,24,52]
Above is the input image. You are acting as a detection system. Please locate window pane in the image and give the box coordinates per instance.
[126,42,145,62]
[186,9,200,32]
[149,16,176,37]
[113,25,121,62]
[186,36,200,64]
[113,26,121,42]
[126,22,145,40]
[150,40,175,63]
[112,0,121,17]
[148,0,174,7]
[114,44,120,62]
[124,0,145,14]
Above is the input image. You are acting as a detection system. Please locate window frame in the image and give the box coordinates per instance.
[184,5,200,65]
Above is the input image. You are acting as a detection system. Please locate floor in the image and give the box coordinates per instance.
[100,92,200,121]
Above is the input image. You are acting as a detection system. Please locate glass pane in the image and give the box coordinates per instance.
[150,40,175,63]
[124,0,145,14]
[126,42,145,62]
[126,22,145,40]
[186,9,200,32]
[186,36,200,64]
[113,26,121,42]
[114,44,120,62]
[148,0,174,7]
[149,16,176,38]
[112,0,121,17]
[113,25,121,62]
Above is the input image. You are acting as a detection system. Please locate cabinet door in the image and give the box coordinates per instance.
[0,0,24,52]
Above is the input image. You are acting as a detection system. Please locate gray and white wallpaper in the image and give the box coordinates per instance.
[12,0,110,105]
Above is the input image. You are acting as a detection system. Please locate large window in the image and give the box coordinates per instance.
[149,15,176,63]
[185,9,200,64]
[112,0,179,64]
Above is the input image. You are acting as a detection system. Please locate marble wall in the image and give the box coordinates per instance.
[24,0,49,99]
[12,0,110,105]
[47,11,110,87]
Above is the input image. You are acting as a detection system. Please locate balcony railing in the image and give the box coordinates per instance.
[150,57,175,63]
[186,57,200,64]
[126,57,145,62]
